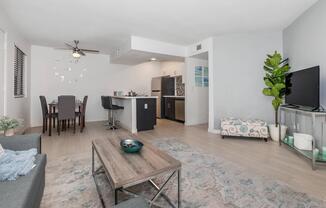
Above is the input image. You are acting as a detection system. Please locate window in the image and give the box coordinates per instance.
[14,46,25,97]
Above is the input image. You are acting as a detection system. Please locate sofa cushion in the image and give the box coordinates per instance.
[0,134,41,154]
[0,154,46,208]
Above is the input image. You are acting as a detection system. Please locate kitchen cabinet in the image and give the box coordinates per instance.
[162,77,175,96]
[164,97,175,120]
[163,96,185,122]
[136,98,156,131]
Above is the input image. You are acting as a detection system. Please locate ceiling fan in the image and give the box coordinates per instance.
[56,40,100,58]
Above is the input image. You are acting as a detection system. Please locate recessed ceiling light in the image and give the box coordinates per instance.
[150,57,157,61]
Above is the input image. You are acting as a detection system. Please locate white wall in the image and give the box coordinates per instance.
[0,30,5,116]
[30,45,162,127]
[186,38,215,131]
[213,32,283,129]
[0,9,31,128]
[185,57,209,126]
[160,61,185,78]
[283,0,326,107]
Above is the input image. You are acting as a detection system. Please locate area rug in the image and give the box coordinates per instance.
[40,139,326,208]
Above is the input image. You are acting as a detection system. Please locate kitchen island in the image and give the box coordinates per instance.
[111,96,157,133]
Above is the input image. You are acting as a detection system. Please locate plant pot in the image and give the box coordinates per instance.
[268,124,287,142]
[4,128,15,137]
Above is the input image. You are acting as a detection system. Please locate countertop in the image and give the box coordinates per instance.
[162,95,185,98]
[111,96,158,99]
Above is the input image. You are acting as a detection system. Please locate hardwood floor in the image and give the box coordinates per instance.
[29,119,326,200]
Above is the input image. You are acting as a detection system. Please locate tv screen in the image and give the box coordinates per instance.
[285,66,320,109]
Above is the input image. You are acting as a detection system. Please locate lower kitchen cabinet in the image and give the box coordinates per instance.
[164,98,175,120]
[163,97,185,122]
[136,98,156,131]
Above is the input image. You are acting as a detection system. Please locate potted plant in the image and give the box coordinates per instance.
[262,51,290,141]
[0,117,19,136]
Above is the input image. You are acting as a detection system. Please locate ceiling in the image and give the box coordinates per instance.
[111,50,184,65]
[0,0,318,54]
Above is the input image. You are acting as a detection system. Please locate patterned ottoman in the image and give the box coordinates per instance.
[220,118,269,141]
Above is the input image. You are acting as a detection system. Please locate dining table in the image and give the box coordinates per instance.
[48,100,83,136]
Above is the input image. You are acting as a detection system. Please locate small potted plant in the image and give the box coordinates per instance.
[262,51,290,141]
[0,117,19,136]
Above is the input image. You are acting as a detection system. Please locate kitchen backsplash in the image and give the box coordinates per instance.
[176,76,185,96]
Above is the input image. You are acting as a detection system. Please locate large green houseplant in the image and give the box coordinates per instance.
[262,51,290,141]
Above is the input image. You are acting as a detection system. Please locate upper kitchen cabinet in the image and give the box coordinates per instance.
[162,77,175,96]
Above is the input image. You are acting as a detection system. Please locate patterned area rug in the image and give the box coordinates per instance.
[41,139,326,208]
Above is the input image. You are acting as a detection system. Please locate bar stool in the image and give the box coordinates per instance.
[101,96,124,130]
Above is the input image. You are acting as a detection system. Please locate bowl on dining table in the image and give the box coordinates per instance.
[120,139,144,153]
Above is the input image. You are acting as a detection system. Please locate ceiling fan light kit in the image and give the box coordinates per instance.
[72,51,81,59]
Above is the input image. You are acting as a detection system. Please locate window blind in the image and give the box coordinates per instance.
[14,46,25,97]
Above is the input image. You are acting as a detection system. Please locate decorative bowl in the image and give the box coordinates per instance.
[120,139,144,153]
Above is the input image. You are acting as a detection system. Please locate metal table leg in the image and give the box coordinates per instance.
[177,169,181,208]
[119,169,181,208]
[114,189,119,205]
[92,145,94,174]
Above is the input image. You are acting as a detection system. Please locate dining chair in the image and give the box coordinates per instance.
[57,95,76,135]
[39,96,57,133]
[76,96,88,132]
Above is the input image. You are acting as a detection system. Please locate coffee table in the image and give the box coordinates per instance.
[92,138,181,207]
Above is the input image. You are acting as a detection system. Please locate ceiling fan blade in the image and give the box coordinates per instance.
[74,40,79,46]
[54,47,71,50]
[65,43,75,49]
[80,49,100,53]
[78,50,86,56]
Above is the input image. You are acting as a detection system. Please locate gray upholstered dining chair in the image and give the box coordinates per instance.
[39,96,57,133]
[76,95,88,132]
[57,95,76,135]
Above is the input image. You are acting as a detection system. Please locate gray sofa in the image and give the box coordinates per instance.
[0,134,46,208]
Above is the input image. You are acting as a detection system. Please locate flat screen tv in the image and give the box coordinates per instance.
[285,66,320,109]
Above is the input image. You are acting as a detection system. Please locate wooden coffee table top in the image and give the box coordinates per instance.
[92,138,181,189]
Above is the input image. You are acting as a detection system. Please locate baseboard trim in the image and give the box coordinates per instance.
[208,128,220,134]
